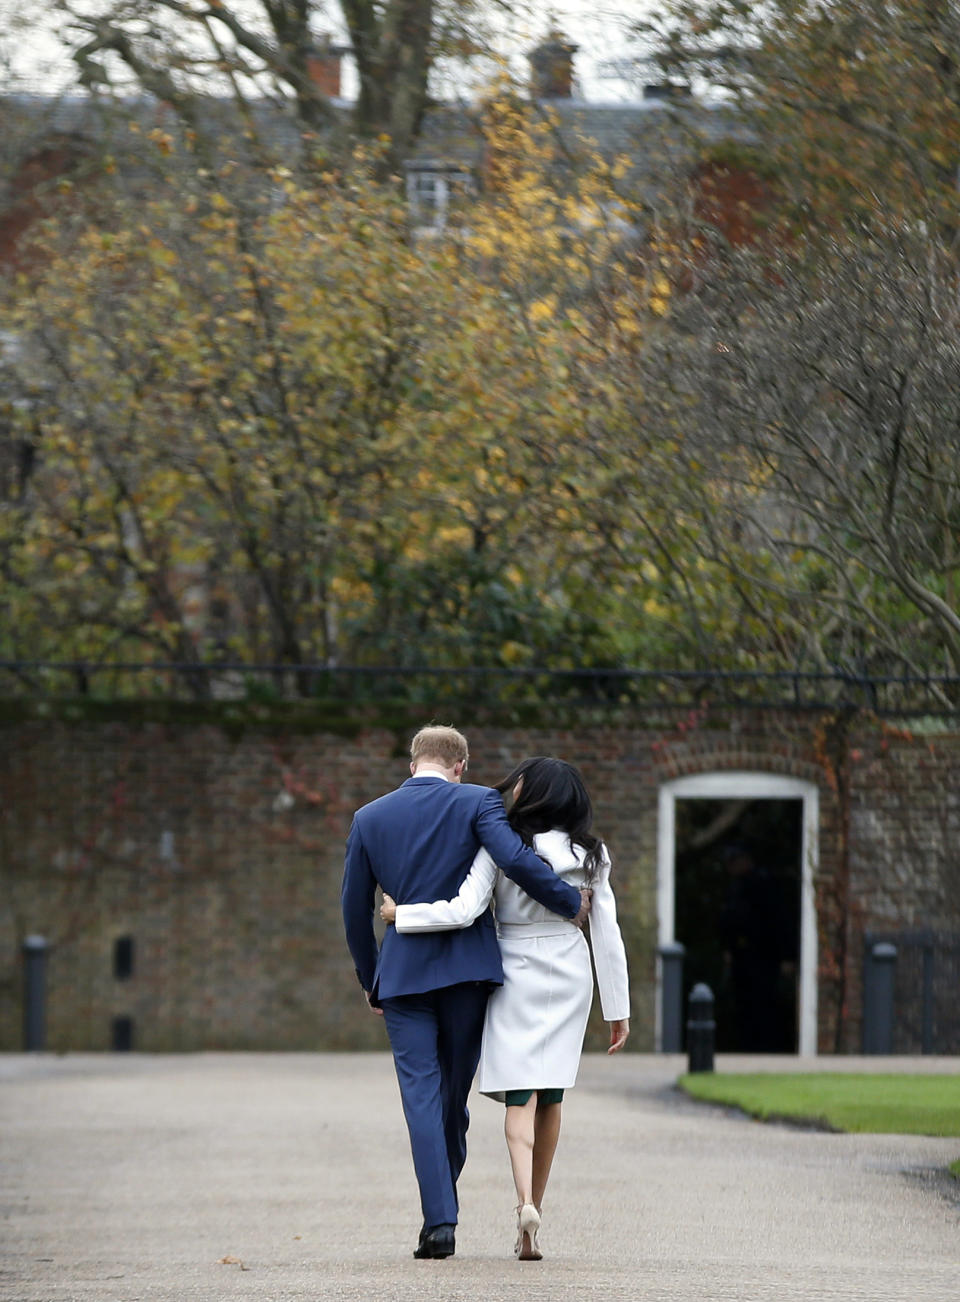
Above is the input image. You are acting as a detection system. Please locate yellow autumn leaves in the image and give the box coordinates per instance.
[0,99,769,677]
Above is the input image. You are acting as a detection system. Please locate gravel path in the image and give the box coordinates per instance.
[1,1052,958,1301]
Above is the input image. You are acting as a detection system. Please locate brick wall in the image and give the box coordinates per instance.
[1,702,957,1053]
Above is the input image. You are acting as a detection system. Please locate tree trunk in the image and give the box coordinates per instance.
[346,0,434,164]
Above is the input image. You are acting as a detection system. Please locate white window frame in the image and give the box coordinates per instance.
[404,164,473,232]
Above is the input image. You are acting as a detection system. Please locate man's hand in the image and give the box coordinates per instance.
[607,1018,629,1054]
[380,893,397,924]
[572,888,592,929]
[364,990,384,1017]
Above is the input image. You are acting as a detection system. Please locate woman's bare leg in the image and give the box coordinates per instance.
[532,1100,562,1211]
[504,1095,539,1206]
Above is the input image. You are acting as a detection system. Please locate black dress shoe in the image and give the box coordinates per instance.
[413,1224,456,1259]
[415,1220,454,1251]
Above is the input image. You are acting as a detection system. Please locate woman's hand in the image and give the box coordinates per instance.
[607,1019,629,1054]
[380,893,397,925]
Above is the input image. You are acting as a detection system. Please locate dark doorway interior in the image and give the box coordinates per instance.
[675,798,802,1053]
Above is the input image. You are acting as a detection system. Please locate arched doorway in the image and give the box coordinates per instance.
[657,772,819,1055]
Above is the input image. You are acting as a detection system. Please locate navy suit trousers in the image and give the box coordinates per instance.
[380,982,490,1229]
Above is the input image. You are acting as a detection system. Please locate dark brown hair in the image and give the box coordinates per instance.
[494,756,605,882]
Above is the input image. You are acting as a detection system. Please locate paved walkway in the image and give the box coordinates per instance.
[1,1053,958,1301]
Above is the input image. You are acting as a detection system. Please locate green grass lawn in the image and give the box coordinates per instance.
[678,1072,960,1137]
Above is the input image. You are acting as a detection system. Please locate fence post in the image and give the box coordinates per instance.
[22,934,49,1051]
[658,941,685,1053]
[686,983,716,1073]
[863,941,897,1054]
[920,933,934,1056]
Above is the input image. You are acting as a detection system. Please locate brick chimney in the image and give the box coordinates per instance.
[305,38,343,99]
[528,31,579,100]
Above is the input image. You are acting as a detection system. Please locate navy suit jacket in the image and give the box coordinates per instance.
[341,775,582,1003]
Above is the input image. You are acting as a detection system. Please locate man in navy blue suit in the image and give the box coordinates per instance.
[341,724,590,1259]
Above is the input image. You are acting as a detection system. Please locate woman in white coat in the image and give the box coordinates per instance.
[380,756,629,1261]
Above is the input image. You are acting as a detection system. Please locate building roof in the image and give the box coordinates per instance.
[3,86,748,161]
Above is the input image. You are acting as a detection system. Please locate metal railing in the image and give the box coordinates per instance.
[2,660,960,712]
[864,930,960,1055]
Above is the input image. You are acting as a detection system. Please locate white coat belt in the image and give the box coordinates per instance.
[496,919,577,940]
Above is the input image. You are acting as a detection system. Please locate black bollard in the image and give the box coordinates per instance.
[658,941,686,1053]
[111,1016,134,1052]
[686,982,716,1073]
[862,941,897,1055]
[22,934,49,1051]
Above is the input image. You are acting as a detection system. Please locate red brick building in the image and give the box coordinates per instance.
[2,696,957,1054]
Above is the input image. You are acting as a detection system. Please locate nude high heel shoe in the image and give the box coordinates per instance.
[515,1203,542,1261]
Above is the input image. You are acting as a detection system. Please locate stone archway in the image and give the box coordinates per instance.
[657,772,819,1055]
